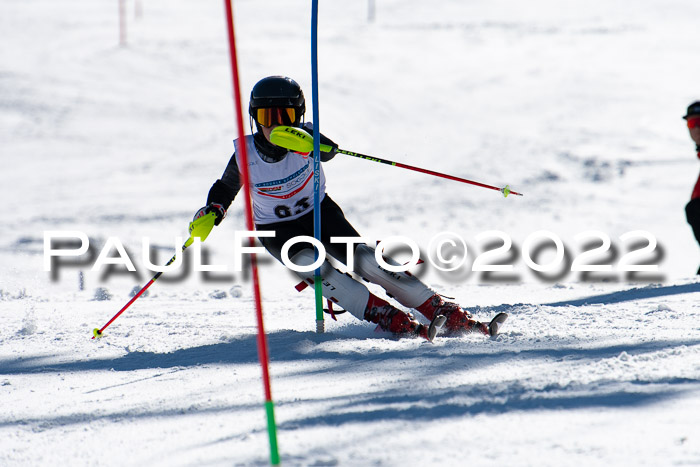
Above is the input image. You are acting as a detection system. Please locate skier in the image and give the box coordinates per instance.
[684,101,700,274]
[194,76,502,340]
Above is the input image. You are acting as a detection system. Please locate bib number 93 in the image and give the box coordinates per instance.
[274,197,311,219]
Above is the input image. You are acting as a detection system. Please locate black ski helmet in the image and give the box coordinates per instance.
[249,76,305,128]
[683,101,700,120]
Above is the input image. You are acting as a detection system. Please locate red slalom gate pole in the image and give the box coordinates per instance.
[223,1,280,464]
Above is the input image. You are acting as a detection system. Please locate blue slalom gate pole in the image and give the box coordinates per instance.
[311,0,324,333]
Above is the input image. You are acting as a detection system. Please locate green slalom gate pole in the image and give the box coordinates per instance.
[223,1,280,464]
[311,0,325,333]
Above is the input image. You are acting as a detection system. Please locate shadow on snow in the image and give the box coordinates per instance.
[542,282,700,307]
[1,330,699,430]
[2,332,699,375]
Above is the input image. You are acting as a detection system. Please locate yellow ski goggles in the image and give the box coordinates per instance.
[253,107,297,127]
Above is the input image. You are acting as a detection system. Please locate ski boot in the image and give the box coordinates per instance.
[416,294,490,336]
[364,294,445,342]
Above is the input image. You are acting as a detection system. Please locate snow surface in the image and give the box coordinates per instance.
[1,0,700,465]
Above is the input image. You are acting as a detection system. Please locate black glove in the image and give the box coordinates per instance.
[324,141,339,158]
[319,133,339,160]
[193,203,226,226]
[303,122,339,160]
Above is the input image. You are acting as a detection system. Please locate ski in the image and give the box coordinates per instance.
[372,312,446,342]
[426,314,447,342]
[487,312,508,337]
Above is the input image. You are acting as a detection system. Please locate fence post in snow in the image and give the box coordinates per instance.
[118,0,127,46]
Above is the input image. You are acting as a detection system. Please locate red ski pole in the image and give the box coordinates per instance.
[271,126,523,197]
[91,243,186,339]
[91,213,216,339]
[339,147,523,196]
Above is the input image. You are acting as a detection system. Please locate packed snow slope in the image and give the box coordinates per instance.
[1,0,699,466]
